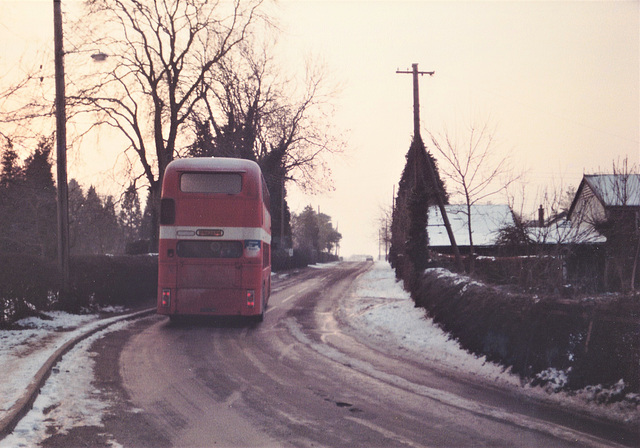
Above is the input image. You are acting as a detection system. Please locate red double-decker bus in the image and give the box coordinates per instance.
[157,158,271,322]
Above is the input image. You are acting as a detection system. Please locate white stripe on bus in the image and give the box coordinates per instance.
[159,225,271,244]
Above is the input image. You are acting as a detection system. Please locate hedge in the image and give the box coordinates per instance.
[0,254,158,327]
[414,268,640,394]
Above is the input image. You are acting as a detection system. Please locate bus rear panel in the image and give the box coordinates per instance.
[157,158,271,320]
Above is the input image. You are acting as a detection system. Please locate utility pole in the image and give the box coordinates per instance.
[280,176,285,250]
[54,0,70,295]
[396,63,464,272]
[396,64,434,139]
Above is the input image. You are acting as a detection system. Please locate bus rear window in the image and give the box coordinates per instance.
[180,172,242,194]
[177,240,243,258]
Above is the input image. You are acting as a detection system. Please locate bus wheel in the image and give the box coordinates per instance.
[256,302,265,323]
[255,292,265,323]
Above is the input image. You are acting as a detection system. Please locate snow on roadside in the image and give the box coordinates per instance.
[308,261,341,269]
[0,310,128,425]
[339,261,520,388]
[0,319,132,448]
[1,312,99,420]
[340,261,639,427]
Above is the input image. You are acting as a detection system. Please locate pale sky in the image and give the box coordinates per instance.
[278,0,639,256]
[1,0,638,257]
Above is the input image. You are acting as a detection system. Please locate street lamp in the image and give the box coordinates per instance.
[91,52,108,62]
[53,0,69,296]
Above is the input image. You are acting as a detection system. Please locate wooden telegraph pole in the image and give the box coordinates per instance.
[396,63,464,272]
[54,0,70,294]
[396,64,434,137]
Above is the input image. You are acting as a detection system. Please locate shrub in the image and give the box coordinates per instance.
[413,268,640,393]
[0,253,158,325]
[68,255,158,309]
[0,254,60,326]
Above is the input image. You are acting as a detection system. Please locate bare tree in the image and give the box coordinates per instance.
[375,202,392,261]
[429,120,519,273]
[189,39,344,189]
[186,38,344,248]
[68,0,266,248]
[0,52,52,145]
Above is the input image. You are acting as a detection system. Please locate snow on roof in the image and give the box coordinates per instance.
[166,157,260,173]
[427,204,514,247]
[584,174,640,207]
[527,218,606,245]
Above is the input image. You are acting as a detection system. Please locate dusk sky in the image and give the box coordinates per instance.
[1,0,638,257]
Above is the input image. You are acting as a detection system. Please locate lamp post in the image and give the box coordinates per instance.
[53,0,70,295]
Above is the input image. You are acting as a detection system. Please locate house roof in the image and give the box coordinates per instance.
[527,217,606,244]
[569,174,640,217]
[427,204,515,247]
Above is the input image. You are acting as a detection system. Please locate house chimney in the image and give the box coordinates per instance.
[538,205,544,227]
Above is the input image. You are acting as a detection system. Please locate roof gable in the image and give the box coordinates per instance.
[568,174,640,220]
[584,174,640,207]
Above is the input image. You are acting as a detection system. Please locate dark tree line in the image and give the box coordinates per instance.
[0,137,147,259]
[1,136,57,258]
[291,205,342,262]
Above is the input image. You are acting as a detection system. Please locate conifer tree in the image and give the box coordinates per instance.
[0,138,23,254]
[292,205,320,255]
[0,138,21,187]
[390,136,447,290]
[99,196,122,254]
[21,136,57,258]
[67,179,85,253]
[119,183,143,245]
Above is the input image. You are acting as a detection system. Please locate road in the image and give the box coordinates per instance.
[75,262,634,447]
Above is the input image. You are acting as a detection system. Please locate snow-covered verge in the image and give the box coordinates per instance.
[338,261,639,429]
[0,307,138,447]
[338,264,519,387]
[1,320,132,448]
[0,308,126,418]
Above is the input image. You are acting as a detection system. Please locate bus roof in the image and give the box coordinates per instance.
[165,157,261,174]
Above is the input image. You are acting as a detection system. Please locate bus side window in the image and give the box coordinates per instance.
[263,243,270,268]
[161,198,175,225]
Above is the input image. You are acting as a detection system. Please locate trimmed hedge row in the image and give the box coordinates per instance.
[0,255,61,325]
[428,254,565,293]
[0,254,158,326]
[414,268,640,393]
[1,248,333,326]
[1,248,335,326]
[68,255,158,309]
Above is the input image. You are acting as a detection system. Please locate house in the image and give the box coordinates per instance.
[567,174,640,240]
[525,174,640,247]
[427,204,515,255]
[527,209,605,247]
[565,174,640,291]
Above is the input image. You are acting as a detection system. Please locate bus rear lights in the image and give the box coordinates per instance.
[161,289,171,307]
[246,290,255,307]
